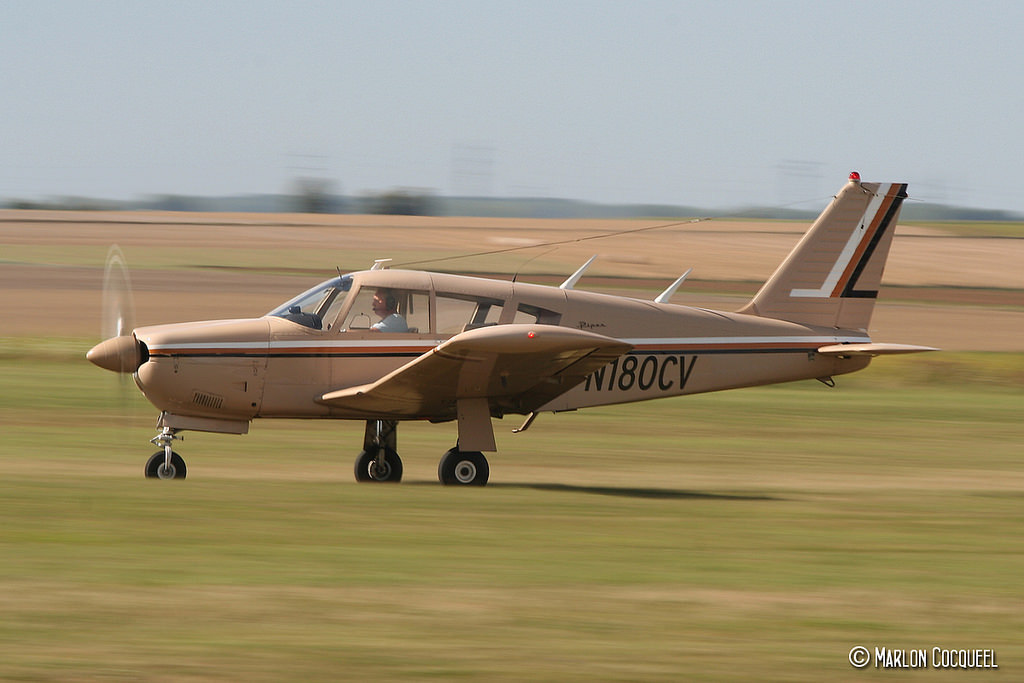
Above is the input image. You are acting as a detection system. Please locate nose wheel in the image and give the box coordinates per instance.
[145,450,187,479]
[146,427,187,479]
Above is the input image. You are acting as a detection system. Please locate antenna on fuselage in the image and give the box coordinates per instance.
[511,247,557,284]
[654,268,692,304]
[559,254,597,290]
[371,259,392,270]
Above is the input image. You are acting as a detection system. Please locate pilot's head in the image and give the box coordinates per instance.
[372,288,398,317]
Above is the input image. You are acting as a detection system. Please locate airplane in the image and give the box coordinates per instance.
[87,172,936,485]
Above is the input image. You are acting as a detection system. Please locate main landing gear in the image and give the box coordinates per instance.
[437,447,489,486]
[355,419,403,482]
[353,420,490,486]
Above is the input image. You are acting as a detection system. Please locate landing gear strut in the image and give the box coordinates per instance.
[351,420,492,486]
[354,419,403,483]
[146,426,186,479]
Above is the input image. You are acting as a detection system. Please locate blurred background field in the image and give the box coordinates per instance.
[1,213,1021,680]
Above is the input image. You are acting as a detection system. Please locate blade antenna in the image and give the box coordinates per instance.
[559,255,597,290]
[654,268,692,304]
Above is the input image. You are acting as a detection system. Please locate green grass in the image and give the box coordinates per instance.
[1,353,1022,681]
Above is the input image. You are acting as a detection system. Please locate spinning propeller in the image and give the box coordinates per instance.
[87,245,145,375]
[87,246,184,478]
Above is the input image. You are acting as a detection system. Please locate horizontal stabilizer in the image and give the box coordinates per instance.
[817,343,939,357]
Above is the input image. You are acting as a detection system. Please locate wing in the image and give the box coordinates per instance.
[817,342,939,357]
[318,324,632,419]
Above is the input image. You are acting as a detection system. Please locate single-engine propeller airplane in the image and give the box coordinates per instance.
[88,173,936,485]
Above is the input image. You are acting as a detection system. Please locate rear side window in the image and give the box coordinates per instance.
[435,294,505,334]
[514,302,561,326]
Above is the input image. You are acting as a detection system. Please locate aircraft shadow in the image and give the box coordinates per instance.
[486,482,781,501]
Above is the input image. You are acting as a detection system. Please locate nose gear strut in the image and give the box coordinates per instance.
[146,426,187,479]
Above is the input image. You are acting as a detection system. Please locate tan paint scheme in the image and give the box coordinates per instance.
[131,272,866,423]
[89,176,936,481]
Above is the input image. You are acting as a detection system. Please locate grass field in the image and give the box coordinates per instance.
[1,349,1021,681]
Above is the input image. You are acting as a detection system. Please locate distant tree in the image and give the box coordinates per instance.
[7,199,45,210]
[290,176,341,214]
[371,188,435,216]
[150,195,198,212]
[4,196,115,211]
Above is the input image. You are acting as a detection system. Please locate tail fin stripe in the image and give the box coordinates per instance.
[740,176,909,330]
[829,188,895,296]
[789,183,904,299]
[839,183,908,298]
[789,188,889,298]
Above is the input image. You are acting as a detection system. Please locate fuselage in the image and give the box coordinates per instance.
[130,268,873,428]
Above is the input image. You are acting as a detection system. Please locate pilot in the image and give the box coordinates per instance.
[370,288,408,332]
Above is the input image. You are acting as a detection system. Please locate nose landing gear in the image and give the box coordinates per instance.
[146,426,186,479]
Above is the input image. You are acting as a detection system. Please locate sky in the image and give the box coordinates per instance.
[2,0,1023,212]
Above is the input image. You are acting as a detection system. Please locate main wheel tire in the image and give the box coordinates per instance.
[354,446,403,483]
[145,451,187,479]
[438,448,489,486]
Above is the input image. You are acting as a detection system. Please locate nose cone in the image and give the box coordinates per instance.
[87,335,143,374]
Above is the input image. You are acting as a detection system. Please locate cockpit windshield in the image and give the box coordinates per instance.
[267,275,353,330]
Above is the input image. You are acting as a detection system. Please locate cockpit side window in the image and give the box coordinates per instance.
[268,275,353,330]
[340,288,428,333]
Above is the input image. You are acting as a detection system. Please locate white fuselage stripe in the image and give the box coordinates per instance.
[624,335,868,346]
[148,334,871,353]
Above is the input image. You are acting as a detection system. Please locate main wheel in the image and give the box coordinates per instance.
[145,451,187,479]
[438,448,489,486]
[354,446,403,483]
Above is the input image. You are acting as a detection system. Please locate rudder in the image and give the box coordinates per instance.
[739,174,908,331]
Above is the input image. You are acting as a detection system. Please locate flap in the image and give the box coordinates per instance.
[817,342,939,357]
[319,324,632,419]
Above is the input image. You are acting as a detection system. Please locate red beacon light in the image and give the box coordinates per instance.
[848,171,861,182]
[527,331,536,339]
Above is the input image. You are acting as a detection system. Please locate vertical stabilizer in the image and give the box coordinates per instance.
[738,174,908,331]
